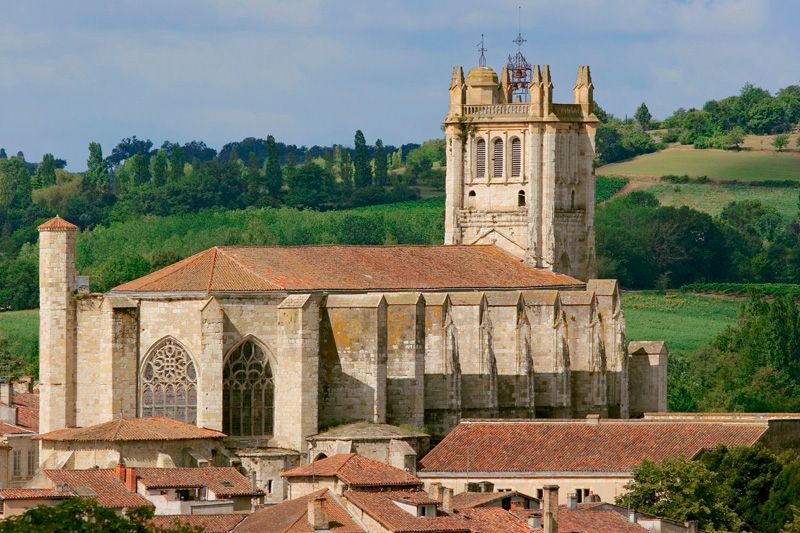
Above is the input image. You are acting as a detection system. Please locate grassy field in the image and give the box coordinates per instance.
[599,147,800,181]
[642,182,799,220]
[623,291,740,354]
[0,310,38,359]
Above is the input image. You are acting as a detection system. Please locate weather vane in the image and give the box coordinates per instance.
[477,33,487,67]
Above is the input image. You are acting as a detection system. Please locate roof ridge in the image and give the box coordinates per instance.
[217,248,282,290]
[118,248,215,291]
[206,247,218,292]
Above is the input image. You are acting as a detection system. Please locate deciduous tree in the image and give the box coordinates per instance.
[353,130,372,188]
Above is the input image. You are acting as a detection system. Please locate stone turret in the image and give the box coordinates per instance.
[573,65,594,115]
[38,216,78,435]
[499,66,512,103]
[448,66,465,116]
[529,64,543,118]
[541,64,553,117]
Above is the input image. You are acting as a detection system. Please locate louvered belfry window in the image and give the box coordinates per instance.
[493,139,504,177]
[476,139,486,178]
[223,340,274,436]
[511,137,521,177]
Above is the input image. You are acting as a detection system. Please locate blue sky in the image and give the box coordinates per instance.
[1,0,798,170]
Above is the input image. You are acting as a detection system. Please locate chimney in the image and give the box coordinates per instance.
[542,485,559,533]
[586,414,600,425]
[113,463,126,483]
[250,471,258,493]
[436,485,445,502]
[567,493,577,511]
[428,482,441,499]
[628,509,637,523]
[528,513,542,529]
[125,467,137,493]
[0,382,14,406]
[442,487,453,513]
[308,495,329,531]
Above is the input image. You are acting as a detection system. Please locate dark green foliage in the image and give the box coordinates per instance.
[107,136,153,167]
[595,122,660,165]
[0,149,6,159]
[34,153,57,188]
[85,142,109,191]
[374,138,388,187]
[0,497,198,532]
[595,176,628,203]
[167,143,184,182]
[285,162,328,209]
[619,445,794,532]
[681,283,800,299]
[353,130,372,188]
[264,135,283,198]
[634,102,652,130]
[149,149,168,187]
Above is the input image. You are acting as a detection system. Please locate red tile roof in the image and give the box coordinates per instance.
[0,488,72,501]
[44,469,151,509]
[525,506,648,533]
[0,422,35,435]
[418,419,768,474]
[452,507,532,533]
[112,245,582,293]
[451,491,535,510]
[282,453,422,488]
[0,392,39,432]
[37,216,78,231]
[344,490,470,532]
[134,467,263,497]
[36,416,225,442]
[235,489,365,532]
[149,514,246,533]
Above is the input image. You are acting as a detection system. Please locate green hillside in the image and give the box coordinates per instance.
[599,148,800,181]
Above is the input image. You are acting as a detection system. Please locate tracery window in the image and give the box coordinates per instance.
[140,338,197,424]
[223,340,274,436]
[476,139,486,178]
[493,139,504,177]
[511,137,521,177]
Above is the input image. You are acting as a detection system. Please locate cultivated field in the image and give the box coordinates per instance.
[622,291,740,354]
[643,182,799,220]
[0,309,38,360]
[599,147,800,181]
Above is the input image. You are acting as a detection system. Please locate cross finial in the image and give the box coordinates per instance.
[477,33,487,67]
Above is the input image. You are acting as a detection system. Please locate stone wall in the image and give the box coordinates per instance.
[384,293,425,428]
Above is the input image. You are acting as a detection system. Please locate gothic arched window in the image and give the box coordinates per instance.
[518,190,526,207]
[511,137,521,177]
[493,139,504,177]
[223,340,274,437]
[140,338,197,424]
[476,139,486,178]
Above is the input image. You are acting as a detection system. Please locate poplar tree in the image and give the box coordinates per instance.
[374,139,387,187]
[168,144,184,182]
[264,135,283,198]
[85,142,109,191]
[635,102,652,130]
[353,130,372,188]
[0,149,7,159]
[150,149,168,186]
[338,147,353,196]
[33,153,57,188]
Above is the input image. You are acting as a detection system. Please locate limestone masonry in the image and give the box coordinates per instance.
[37,61,667,499]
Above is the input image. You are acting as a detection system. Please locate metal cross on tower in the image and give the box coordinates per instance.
[507,6,532,102]
[477,34,487,67]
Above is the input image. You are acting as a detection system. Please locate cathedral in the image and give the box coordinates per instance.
[37,57,667,494]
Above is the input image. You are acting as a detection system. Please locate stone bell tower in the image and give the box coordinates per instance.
[444,61,599,281]
[37,216,79,435]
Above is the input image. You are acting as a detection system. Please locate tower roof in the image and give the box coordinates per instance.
[37,215,77,231]
[465,66,498,87]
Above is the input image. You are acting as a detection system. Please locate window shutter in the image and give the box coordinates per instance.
[476,139,486,178]
[511,138,521,177]
[493,139,504,177]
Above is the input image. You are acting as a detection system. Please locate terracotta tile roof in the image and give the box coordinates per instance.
[44,469,152,509]
[235,489,365,533]
[0,488,72,501]
[525,506,648,532]
[150,514,246,533]
[35,416,225,442]
[452,507,532,533]
[0,392,39,432]
[0,422,35,435]
[309,422,428,441]
[37,215,78,231]
[418,419,768,474]
[388,492,441,505]
[451,491,535,510]
[134,466,263,497]
[282,453,422,488]
[344,490,470,532]
[112,245,583,293]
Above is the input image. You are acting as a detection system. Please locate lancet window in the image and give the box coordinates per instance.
[511,137,521,177]
[223,339,274,437]
[140,337,198,424]
[493,139,504,177]
[476,139,486,178]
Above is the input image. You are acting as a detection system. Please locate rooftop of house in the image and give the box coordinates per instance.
[234,488,365,533]
[282,453,422,489]
[37,215,78,231]
[309,422,428,441]
[35,416,226,442]
[110,245,583,294]
[451,507,534,533]
[0,391,39,433]
[0,488,73,501]
[43,469,152,509]
[343,490,470,533]
[133,466,263,497]
[523,505,649,533]
[451,490,536,510]
[149,514,246,533]
[418,418,769,474]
